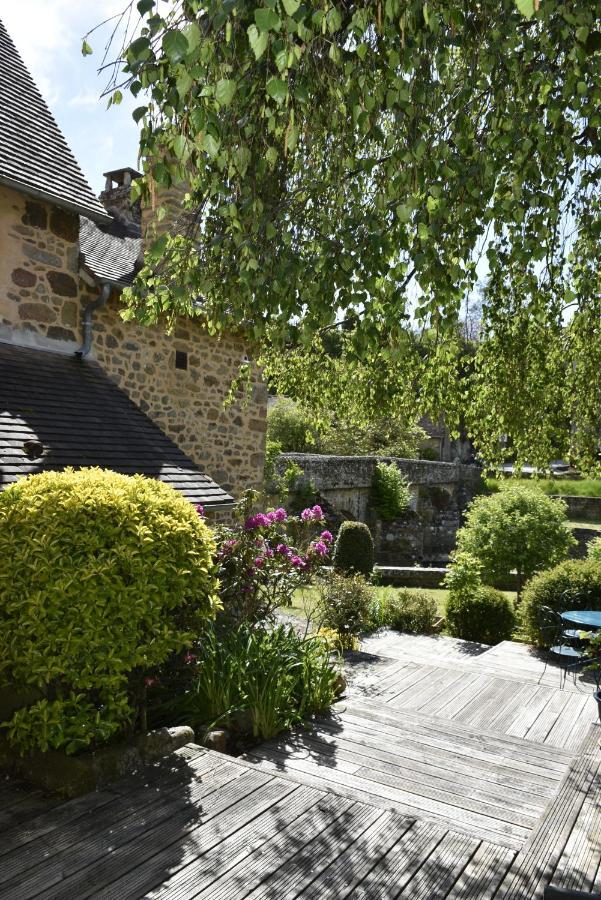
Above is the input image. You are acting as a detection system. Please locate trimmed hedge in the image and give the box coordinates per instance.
[381,589,438,634]
[521,559,601,646]
[0,468,219,755]
[332,521,374,577]
[446,587,516,645]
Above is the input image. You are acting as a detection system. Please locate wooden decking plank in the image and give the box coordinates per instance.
[384,665,439,702]
[286,727,551,813]
[246,746,528,849]
[1,765,269,900]
[456,678,523,730]
[347,820,447,900]
[552,767,601,893]
[505,686,557,739]
[193,795,356,900]
[398,830,480,899]
[0,756,240,890]
[523,689,573,746]
[299,811,414,900]
[444,840,516,900]
[388,668,468,712]
[422,671,483,717]
[245,802,383,899]
[90,780,312,900]
[485,682,541,734]
[494,725,600,899]
[544,693,596,750]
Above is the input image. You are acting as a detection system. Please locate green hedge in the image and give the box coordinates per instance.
[446,587,516,644]
[0,468,218,755]
[332,521,374,577]
[521,559,601,646]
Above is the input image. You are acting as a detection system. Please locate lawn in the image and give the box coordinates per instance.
[485,477,601,498]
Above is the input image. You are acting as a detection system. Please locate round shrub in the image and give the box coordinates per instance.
[456,485,575,598]
[521,559,601,646]
[445,587,516,644]
[0,468,219,755]
[317,571,375,642]
[587,536,601,561]
[371,461,412,521]
[266,397,319,452]
[379,589,438,634]
[332,521,374,577]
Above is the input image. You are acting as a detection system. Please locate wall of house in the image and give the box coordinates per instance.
[0,184,267,498]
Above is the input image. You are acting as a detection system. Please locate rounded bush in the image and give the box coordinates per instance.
[332,521,374,577]
[521,559,601,646]
[371,462,411,521]
[317,571,375,640]
[445,587,516,644]
[0,469,219,754]
[587,536,601,561]
[380,589,438,634]
[266,398,319,452]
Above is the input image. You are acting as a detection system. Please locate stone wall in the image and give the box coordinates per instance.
[0,183,266,498]
[280,453,483,565]
[551,494,601,523]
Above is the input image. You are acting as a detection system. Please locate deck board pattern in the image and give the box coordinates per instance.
[0,635,598,898]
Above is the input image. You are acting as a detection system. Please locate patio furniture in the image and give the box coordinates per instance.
[544,887,601,899]
[560,609,601,630]
[539,606,588,687]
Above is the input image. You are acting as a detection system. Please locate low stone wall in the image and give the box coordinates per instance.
[280,454,483,566]
[552,494,601,523]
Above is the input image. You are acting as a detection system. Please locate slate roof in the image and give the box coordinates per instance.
[79,214,143,287]
[0,18,110,223]
[0,342,234,507]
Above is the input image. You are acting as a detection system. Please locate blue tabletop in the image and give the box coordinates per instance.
[560,610,601,628]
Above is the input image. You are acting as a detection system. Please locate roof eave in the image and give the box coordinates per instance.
[0,174,112,225]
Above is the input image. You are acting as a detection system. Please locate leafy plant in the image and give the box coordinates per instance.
[371,461,412,521]
[376,589,438,634]
[443,551,484,597]
[446,587,516,645]
[587,536,601,561]
[521,559,601,647]
[214,490,332,623]
[316,571,375,644]
[160,623,339,741]
[266,397,320,453]
[455,485,575,599]
[264,440,303,502]
[332,521,374,577]
[0,469,218,755]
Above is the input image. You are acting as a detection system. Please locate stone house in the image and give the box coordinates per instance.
[0,18,267,513]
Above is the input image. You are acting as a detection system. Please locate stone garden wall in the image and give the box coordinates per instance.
[280,453,483,565]
[0,184,266,499]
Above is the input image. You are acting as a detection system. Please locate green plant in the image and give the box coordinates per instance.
[266,397,319,453]
[316,571,375,643]
[376,589,438,634]
[264,440,303,501]
[371,462,412,521]
[319,416,427,459]
[455,485,575,599]
[443,551,483,596]
[446,587,516,645]
[160,623,338,741]
[0,468,219,755]
[332,521,374,577]
[521,559,601,647]
[485,477,601,498]
[587,536,601,561]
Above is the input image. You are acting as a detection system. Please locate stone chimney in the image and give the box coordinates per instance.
[140,178,190,246]
[100,167,142,226]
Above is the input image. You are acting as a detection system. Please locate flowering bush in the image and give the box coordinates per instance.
[214,490,332,623]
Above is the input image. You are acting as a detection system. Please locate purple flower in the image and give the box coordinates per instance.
[195,504,205,517]
[290,555,305,568]
[311,540,329,556]
[254,556,265,568]
[276,543,291,556]
[264,547,274,558]
[244,513,270,530]
[273,507,287,522]
[320,530,333,543]
[312,505,324,520]
[300,508,313,522]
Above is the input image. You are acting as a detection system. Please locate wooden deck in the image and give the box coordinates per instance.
[0,635,599,898]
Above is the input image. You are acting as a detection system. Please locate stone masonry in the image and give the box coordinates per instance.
[0,183,266,498]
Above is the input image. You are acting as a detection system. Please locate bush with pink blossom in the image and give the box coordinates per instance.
[214,490,332,623]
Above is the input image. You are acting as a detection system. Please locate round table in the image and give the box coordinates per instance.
[560,610,601,629]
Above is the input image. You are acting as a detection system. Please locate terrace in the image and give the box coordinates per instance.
[0,634,598,899]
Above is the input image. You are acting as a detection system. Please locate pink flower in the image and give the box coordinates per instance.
[244,513,270,530]
[264,547,274,558]
[195,504,205,517]
[276,543,291,555]
[312,505,324,520]
[320,530,333,543]
[300,508,313,522]
[184,652,197,664]
[273,507,287,522]
[254,556,265,568]
[290,555,305,568]
[311,540,329,556]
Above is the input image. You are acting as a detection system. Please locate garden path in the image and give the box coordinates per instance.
[0,635,598,898]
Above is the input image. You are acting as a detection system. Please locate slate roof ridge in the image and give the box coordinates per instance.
[0,17,110,223]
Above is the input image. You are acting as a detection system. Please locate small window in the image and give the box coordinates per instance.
[175,350,188,371]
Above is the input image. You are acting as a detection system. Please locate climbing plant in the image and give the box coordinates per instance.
[85,0,601,470]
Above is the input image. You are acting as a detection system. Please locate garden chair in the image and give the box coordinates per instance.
[538,606,587,687]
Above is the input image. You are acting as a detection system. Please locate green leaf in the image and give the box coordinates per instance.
[266,221,276,239]
[514,0,535,19]
[247,24,268,60]
[282,0,300,15]
[162,30,189,64]
[81,40,93,57]
[255,8,281,31]
[136,0,154,13]
[266,77,288,103]
[176,71,193,97]
[128,36,151,62]
[202,132,220,158]
[396,204,412,223]
[183,21,202,52]
[112,89,123,106]
[215,79,237,107]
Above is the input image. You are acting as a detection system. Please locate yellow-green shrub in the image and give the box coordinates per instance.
[0,469,219,755]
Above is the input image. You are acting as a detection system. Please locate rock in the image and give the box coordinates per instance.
[136,725,195,760]
[333,673,347,696]
[204,729,229,753]
[11,267,36,288]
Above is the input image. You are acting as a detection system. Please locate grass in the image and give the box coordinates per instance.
[286,585,516,623]
[485,477,601,497]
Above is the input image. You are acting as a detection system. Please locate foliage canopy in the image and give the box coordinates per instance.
[90,0,601,469]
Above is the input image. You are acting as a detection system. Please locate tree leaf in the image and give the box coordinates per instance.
[215,79,237,107]
[514,0,535,18]
[266,77,288,103]
[81,40,93,57]
[132,105,148,124]
[247,24,268,60]
[162,30,189,64]
[282,0,300,16]
[255,8,281,31]
[136,0,155,13]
